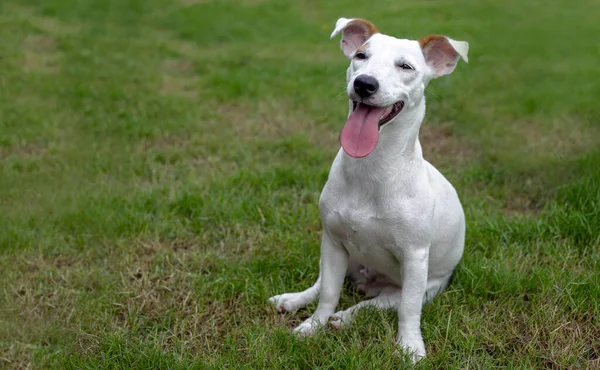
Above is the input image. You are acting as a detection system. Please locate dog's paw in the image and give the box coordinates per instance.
[293,317,322,336]
[268,293,303,313]
[267,294,286,312]
[328,310,350,330]
[395,336,426,363]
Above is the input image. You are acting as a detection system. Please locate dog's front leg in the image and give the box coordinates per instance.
[293,232,347,335]
[397,247,429,362]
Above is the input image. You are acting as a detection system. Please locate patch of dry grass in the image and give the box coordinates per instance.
[21,35,60,74]
[160,59,198,98]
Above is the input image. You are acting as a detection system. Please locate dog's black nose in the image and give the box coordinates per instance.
[353,75,379,98]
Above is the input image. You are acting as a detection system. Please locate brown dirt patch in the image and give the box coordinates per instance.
[502,195,542,216]
[179,0,263,5]
[510,117,600,160]
[419,122,476,166]
[1,141,48,160]
[212,102,339,147]
[179,0,209,5]
[9,5,81,36]
[21,35,60,73]
[160,59,197,98]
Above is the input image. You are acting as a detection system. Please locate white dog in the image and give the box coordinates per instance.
[269,18,468,362]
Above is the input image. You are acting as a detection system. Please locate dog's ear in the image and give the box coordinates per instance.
[419,35,469,78]
[330,18,378,58]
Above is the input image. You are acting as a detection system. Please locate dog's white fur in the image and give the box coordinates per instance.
[269,18,468,362]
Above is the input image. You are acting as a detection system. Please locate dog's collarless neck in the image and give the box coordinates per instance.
[358,99,425,161]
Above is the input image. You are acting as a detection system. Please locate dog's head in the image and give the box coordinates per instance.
[330,18,469,158]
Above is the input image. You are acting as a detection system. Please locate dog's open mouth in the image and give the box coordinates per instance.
[341,101,404,158]
[351,101,405,129]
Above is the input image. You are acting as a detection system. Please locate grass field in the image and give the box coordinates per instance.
[1,0,599,368]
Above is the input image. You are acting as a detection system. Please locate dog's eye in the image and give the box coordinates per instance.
[355,52,367,60]
[397,63,414,70]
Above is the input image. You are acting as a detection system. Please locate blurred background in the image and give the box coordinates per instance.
[0,0,599,368]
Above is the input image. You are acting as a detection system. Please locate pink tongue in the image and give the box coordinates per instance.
[340,103,385,158]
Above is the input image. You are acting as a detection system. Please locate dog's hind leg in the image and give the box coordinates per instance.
[329,273,452,329]
[329,286,402,329]
[422,273,452,306]
[268,275,321,313]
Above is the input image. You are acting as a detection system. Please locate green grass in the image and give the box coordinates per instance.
[1,0,599,368]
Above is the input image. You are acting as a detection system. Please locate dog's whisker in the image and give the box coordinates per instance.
[425,88,439,98]
[332,90,348,100]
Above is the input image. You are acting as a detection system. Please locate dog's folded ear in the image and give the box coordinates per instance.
[330,18,379,58]
[419,35,469,79]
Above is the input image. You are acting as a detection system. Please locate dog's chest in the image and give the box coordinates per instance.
[321,191,400,268]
